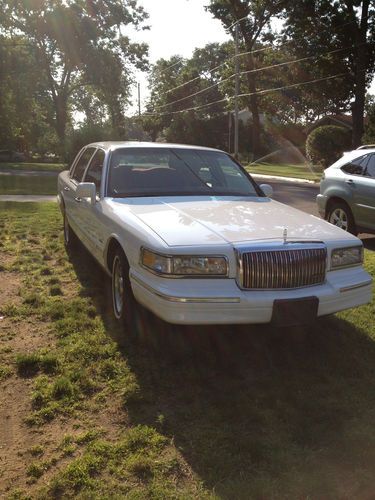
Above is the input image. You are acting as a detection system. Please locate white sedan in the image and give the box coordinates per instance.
[57,142,372,327]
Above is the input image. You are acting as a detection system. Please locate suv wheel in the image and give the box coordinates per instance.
[327,202,358,235]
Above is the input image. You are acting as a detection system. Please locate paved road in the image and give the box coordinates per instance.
[266,178,320,217]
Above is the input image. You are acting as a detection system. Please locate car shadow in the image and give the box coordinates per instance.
[362,236,375,251]
[68,242,375,498]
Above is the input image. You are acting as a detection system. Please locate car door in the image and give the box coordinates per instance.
[79,148,107,260]
[66,147,97,240]
[340,154,369,224]
[355,153,375,231]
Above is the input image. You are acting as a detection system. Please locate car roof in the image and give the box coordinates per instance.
[329,147,375,169]
[85,141,225,154]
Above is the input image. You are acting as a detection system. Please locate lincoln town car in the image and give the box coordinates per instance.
[57,142,372,328]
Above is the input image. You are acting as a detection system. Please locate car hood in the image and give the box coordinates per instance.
[109,196,358,247]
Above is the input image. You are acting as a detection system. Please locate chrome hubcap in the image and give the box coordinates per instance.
[329,208,348,231]
[112,256,124,319]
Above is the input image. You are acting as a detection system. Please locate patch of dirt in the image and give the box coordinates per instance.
[0,253,15,269]
[0,270,56,496]
[0,258,127,497]
[0,271,22,308]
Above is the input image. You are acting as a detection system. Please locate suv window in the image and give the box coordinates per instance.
[341,155,369,176]
[84,149,105,194]
[72,148,96,182]
[365,154,375,178]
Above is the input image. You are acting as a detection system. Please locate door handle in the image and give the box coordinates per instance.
[64,186,70,191]
[345,179,355,185]
[74,197,82,203]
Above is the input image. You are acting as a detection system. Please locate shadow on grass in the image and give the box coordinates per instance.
[363,236,375,251]
[69,242,375,498]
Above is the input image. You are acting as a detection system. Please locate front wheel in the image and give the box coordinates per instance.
[111,249,135,329]
[63,209,78,250]
[327,202,357,235]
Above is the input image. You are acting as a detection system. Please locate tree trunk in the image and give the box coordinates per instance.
[351,0,369,148]
[54,93,68,160]
[244,52,261,157]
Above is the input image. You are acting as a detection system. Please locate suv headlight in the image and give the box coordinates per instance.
[331,246,363,269]
[141,248,228,276]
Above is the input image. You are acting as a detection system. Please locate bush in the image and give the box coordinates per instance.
[306,125,351,168]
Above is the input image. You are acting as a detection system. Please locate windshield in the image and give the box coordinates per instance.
[107,147,261,198]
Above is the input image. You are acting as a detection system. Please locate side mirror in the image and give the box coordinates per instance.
[76,182,96,205]
[259,183,273,198]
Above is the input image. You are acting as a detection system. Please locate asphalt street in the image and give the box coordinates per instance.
[266,179,320,217]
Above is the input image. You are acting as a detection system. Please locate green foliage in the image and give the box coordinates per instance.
[283,0,375,146]
[306,125,351,168]
[0,1,149,155]
[363,94,375,144]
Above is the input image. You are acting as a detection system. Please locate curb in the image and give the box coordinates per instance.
[0,195,57,202]
[251,173,317,185]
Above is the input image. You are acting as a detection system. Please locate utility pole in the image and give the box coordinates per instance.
[228,111,232,153]
[137,82,141,117]
[234,23,239,159]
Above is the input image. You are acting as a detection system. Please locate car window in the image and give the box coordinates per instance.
[365,154,375,178]
[72,148,96,182]
[341,154,369,176]
[107,148,260,197]
[84,149,105,194]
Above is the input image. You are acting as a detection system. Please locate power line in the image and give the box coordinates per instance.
[144,71,348,117]
[157,45,273,97]
[149,44,360,111]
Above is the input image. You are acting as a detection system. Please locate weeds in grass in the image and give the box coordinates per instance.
[28,445,44,457]
[0,364,12,380]
[16,352,59,377]
[16,353,40,377]
[49,284,63,296]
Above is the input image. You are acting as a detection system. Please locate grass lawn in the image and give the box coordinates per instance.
[0,201,375,498]
[0,175,57,195]
[0,162,66,172]
[246,163,323,182]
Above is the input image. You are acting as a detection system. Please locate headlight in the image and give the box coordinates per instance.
[141,248,228,276]
[331,246,363,269]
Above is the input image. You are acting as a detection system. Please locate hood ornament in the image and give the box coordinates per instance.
[283,228,288,244]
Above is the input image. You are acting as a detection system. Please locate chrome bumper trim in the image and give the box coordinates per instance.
[130,273,241,303]
[340,279,372,293]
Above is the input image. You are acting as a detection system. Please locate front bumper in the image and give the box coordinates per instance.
[130,266,372,325]
[316,194,328,218]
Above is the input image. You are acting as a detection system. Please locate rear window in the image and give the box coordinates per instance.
[341,154,369,175]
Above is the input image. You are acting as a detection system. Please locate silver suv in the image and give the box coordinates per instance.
[317,146,375,235]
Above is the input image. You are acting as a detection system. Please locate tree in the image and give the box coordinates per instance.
[0,0,149,156]
[0,35,56,152]
[205,0,288,155]
[144,44,233,149]
[306,125,351,167]
[282,0,375,147]
[363,95,375,144]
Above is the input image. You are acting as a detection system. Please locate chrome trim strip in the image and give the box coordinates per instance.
[356,203,375,210]
[339,280,372,293]
[130,273,241,303]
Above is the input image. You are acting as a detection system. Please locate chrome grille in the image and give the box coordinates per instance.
[239,246,327,289]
